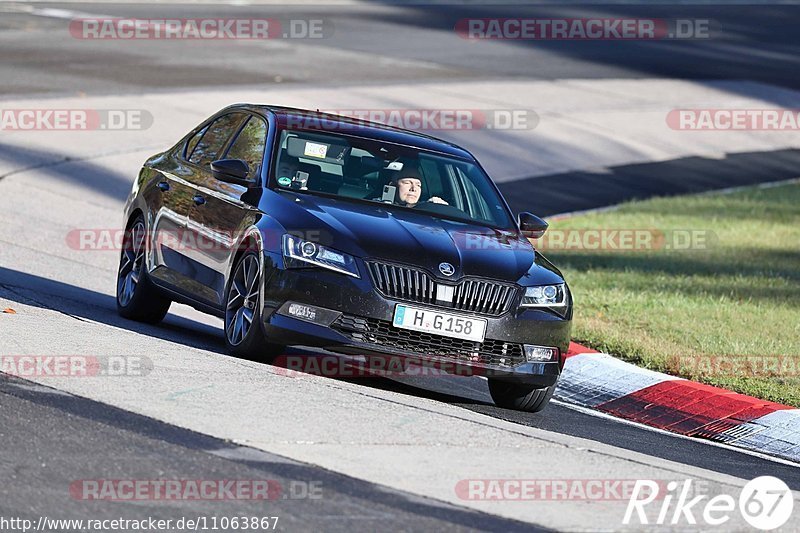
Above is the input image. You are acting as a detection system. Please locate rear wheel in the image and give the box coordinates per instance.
[224,251,284,361]
[116,216,171,324]
[487,379,555,413]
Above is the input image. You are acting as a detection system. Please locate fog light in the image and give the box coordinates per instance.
[287,302,318,321]
[524,345,558,362]
[277,301,341,327]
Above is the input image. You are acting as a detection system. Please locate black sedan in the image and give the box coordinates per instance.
[117,105,572,412]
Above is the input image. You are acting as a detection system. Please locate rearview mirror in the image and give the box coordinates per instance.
[211,159,250,186]
[518,212,548,239]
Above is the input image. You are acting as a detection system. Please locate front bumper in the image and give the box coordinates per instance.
[260,253,571,386]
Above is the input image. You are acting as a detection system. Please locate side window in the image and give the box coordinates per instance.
[188,113,246,167]
[185,125,207,159]
[225,116,268,177]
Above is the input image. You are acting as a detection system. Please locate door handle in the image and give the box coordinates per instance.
[157,181,170,192]
[193,195,206,206]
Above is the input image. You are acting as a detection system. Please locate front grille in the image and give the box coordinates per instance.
[366,261,517,316]
[332,314,525,367]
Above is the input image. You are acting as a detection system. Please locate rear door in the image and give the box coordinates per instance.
[145,121,211,286]
[183,113,268,307]
[148,111,248,301]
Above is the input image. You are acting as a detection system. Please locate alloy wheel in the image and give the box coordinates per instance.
[117,220,145,307]
[225,254,260,346]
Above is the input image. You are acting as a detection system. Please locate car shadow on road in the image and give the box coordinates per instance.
[0,266,491,407]
[0,266,227,354]
[0,141,150,202]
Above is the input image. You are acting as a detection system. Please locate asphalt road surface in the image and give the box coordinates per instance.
[2,2,800,96]
[2,2,800,531]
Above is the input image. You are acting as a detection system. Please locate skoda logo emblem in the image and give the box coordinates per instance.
[439,262,455,277]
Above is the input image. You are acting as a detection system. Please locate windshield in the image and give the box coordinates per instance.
[271,129,515,229]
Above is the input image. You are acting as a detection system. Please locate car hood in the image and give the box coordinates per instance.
[275,192,562,284]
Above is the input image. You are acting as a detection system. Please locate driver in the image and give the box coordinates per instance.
[391,170,448,207]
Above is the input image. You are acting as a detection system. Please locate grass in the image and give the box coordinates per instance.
[541,181,800,406]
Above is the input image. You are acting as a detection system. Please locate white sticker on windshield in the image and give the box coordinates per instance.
[304,141,328,159]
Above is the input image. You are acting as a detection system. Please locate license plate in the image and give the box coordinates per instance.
[392,305,486,342]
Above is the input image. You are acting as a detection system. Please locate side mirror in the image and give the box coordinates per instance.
[211,159,250,186]
[518,212,548,239]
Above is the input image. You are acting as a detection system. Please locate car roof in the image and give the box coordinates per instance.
[228,104,476,161]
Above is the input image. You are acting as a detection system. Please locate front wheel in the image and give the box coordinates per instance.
[224,251,284,361]
[487,379,555,413]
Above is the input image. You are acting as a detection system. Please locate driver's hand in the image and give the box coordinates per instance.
[428,196,449,205]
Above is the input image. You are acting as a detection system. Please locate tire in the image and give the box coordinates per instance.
[224,251,284,361]
[116,216,171,324]
[487,379,555,413]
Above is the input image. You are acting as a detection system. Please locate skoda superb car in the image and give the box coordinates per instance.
[117,105,572,412]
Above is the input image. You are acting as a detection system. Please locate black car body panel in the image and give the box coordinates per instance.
[123,104,573,387]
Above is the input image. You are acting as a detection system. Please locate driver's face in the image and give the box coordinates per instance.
[397,177,422,205]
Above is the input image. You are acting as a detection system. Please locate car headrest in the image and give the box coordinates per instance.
[298,162,321,179]
[344,156,382,185]
[343,157,362,183]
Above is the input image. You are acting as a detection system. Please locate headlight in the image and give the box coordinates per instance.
[282,234,360,278]
[521,283,567,307]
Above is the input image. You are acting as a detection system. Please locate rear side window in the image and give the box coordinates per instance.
[188,113,246,166]
[225,116,268,177]
[185,126,207,159]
